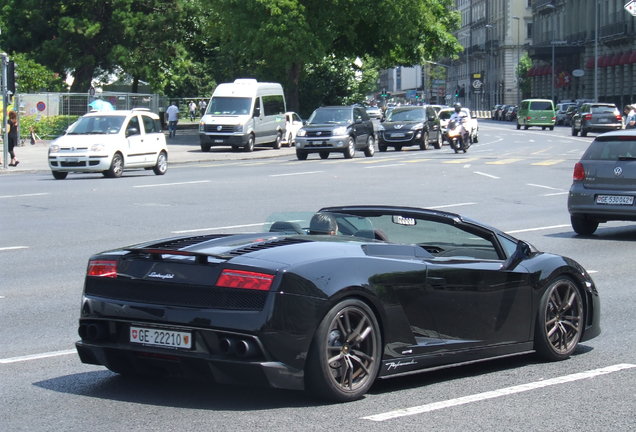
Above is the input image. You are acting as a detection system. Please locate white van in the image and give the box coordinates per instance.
[199,79,286,152]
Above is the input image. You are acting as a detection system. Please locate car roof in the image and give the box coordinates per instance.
[84,109,157,118]
[592,130,636,139]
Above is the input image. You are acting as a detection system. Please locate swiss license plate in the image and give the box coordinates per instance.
[391,133,405,138]
[130,326,192,349]
[596,195,634,205]
[598,118,608,123]
[214,139,224,143]
[65,158,78,162]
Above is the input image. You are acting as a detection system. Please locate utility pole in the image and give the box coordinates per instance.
[2,52,8,169]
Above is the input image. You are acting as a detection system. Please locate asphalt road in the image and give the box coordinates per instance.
[1,121,635,431]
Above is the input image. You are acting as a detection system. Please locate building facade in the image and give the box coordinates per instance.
[529,0,636,107]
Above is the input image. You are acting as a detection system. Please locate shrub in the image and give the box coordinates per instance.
[19,115,80,140]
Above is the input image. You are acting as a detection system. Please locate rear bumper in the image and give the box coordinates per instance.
[568,184,636,222]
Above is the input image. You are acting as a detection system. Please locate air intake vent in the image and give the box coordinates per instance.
[227,238,310,256]
[147,234,227,251]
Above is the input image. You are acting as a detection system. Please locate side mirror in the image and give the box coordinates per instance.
[126,127,139,137]
[502,240,532,271]
[253,107,261,117]
[355,118,362,124]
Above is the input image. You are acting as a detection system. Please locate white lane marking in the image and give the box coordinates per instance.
[527,183,564,191]
[429,202,477,209]
[362,364,636,422]
[133,180,210,188]
[0,246,29,252]
[269,171,323,177]
[507,224,570,234]
[0,349,77,364]
[0,192,49,199]
[364,164,405,169]
[474,171,500,179]
[172,222,265,234]
[545,192,569,197]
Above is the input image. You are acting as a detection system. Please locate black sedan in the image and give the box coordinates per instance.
[377,106,442,151]
[76,205,600,402]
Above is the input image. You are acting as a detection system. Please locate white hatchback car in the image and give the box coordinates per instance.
[48,109,168,179]
[281,112,303,147]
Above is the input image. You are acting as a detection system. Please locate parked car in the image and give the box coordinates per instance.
[495,104,510,121]
[48,109,168,180]
[491,104,503,120]
[365,106,383,120]
[568,130,636,234]
[377,105,442,151]
[504,105,518,121]
[294,105,375,160]
[438,107,479,144]
[564,105,579,126]
[281,111,303,146]
[556,102,577,125]
[571,103,623,137]
[516,99,556,130]
[75,205,600,402]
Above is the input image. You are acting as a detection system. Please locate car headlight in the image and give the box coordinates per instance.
[90,143,105,152]
[411,123,424,130]
[234,125,243,132]
[332,126,348,136]
[377,124,385,131]
[297,128,307,137]
[49,144,60,154]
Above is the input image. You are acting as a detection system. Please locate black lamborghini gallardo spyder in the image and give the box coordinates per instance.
[76,205,600,401]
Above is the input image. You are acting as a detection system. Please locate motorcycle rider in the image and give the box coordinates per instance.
[449,103,470,148]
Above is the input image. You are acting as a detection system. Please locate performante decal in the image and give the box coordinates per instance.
[386,360,417,371]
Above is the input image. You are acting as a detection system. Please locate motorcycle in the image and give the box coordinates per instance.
[447,117,471,153]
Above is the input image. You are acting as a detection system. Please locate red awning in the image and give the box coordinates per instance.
[598,55,608,67]
[619,52,631,65]
[527,66,536,76]
[630,51,636,64]
[608,54,621,67]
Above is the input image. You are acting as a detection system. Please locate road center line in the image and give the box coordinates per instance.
[172,222,265,234]
[361,364,636,422]
[133,180,210,188]
[474,171,500,179]
[269,171,323,177]
[0,246,29,252]
[527,183,564,191]
[507,224,570,234]
[0,349,77,364]
[0,192,49,199]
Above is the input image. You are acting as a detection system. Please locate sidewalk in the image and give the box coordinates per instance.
[0,127,297,175]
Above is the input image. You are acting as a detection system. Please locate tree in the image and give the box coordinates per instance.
[9,53,68,93]
[517,53,532,99]
[202,0,461,112]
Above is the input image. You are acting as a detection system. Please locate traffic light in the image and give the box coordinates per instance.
[7,60,16,95]
[455,86,460,97]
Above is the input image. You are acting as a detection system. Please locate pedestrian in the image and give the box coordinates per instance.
[7,110,19,167]
[624,105,636,129]
[199,99,207,116]
[189,100,197,121]
[165,102,179,138]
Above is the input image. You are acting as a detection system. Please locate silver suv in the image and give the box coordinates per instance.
[568,130,636,234]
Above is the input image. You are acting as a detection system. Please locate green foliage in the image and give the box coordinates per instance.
[19,115,79,139]
[517,54,532,99]
[10,53,68,93]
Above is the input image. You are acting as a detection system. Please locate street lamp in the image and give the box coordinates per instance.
[594,0,599,101]
[512,16,521,104]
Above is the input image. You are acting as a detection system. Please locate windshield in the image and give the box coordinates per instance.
[438,110,452,120]
[207,97,253,115]
[583,139,636,160]
[591,106,618,114]
[307,108,352,124]
[388,108,424,122]
[67,116,125,135]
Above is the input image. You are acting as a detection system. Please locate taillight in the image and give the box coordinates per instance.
[573,162,586,181]
[584,114,592,121]
[87,260,118,278]
[216,269,274,291]
[616,114,623,122]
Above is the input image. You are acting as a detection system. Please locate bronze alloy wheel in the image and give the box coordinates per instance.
[306,299,381,401]
[535,277,584,360]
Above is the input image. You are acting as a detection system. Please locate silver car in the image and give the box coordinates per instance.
[568,130,636,234]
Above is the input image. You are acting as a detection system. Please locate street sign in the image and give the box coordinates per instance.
[625,1,636,16]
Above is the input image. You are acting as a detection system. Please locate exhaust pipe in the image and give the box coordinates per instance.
[235,339,257,358]
[219,338,236,355]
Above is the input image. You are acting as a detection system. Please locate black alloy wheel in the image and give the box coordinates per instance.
[433,131,442,149]
[296,149,308,160]
[420,131,430,150]
[570,214,599,235]
[534,277,584,361]
[344,137,356,159]
[272,131,282,149]
[52,171,68,180]
[364,135,375,157]
[305,299,382,402]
